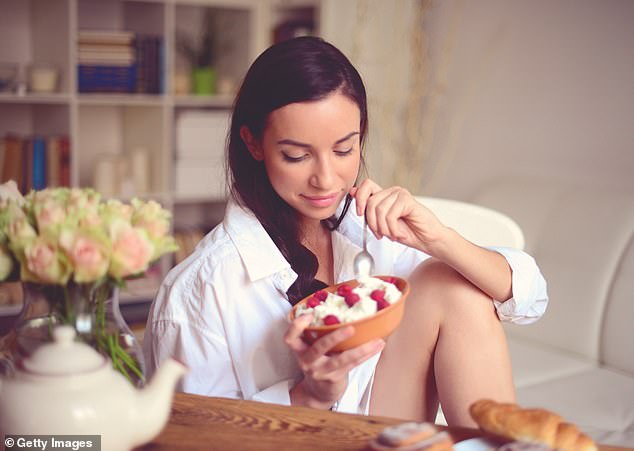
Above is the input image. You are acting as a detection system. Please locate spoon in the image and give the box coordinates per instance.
[353,214,375,279]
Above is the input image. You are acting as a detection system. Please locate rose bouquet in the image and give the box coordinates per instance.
[0,181,178,384]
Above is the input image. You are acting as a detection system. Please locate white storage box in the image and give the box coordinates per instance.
[176,111,230,158]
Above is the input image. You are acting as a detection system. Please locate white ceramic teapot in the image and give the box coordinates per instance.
[0,325,188,451]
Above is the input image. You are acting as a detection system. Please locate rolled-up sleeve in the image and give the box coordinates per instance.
[488,246,549,324]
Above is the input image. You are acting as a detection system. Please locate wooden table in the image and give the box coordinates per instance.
[137,393,631,451]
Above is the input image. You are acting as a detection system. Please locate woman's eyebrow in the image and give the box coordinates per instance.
[334,131,360,144]
[277,131,359,148]
[276,138,311,148]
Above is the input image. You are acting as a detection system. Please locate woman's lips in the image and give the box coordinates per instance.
[302,193,339,208]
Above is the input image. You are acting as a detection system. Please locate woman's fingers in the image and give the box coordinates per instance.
[284,314,314,353]
[384,191,412,241]
[301,326,355,365]
[353,179,382,216]
[365,187,409,240]
[318,339,385,377]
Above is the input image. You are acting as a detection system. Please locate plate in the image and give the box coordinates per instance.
[454,437,499,451]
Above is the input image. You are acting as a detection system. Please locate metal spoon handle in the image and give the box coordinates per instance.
[363,215,368,251]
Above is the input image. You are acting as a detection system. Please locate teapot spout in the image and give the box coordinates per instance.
[131,358,188,446]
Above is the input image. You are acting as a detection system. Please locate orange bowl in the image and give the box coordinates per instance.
[289,275,410,352]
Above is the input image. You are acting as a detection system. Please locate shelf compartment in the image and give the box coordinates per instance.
[76,104,168,198]
[0,0,71,95]
[78,0,166,36]
[173,3,250,97]
[0,103,70,137]
[77,0,167,95]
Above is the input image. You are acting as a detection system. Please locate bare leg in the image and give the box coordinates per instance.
[369,259,515,427]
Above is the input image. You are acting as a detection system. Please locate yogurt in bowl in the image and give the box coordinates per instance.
[289,275,410,352]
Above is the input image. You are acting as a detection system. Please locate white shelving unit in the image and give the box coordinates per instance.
[0,0,322,313]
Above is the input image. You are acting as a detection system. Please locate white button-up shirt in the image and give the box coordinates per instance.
[144,198,548,414]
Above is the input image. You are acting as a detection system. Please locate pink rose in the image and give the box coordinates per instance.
[24,238,71,284]
[109,221,154,279]
[61,232,109,283]
[35,200,66,231]
[7,216,37,243]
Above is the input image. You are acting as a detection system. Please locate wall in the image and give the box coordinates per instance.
[322,0,634,199]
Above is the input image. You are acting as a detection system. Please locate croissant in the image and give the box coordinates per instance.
[469,399,597,451]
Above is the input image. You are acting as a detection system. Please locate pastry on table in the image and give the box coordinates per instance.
[469,399,597,451]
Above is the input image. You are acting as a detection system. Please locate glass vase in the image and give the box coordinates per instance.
[0,281,146,387]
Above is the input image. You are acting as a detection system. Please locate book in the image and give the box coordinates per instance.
[78,30,135,45]
[23,137,33,192]
[1,135,24,190]
[59,136,71,187]
[78,64,137,93]
[78,43,135,54]
[78,52,136,65]
[47,136,61,187]
[32,136,46,190]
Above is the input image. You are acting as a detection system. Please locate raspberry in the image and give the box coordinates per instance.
[313,290,328,301]
[345,293,360,307]
[370,290,385,302]
[307,296,321,308]
[376,299,390,310]
[323,315,340,325]
[336,284,353,296]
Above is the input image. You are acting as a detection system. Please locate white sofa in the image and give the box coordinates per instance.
[467,178,634,447]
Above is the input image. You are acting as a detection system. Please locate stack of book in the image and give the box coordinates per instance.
[0,134,71,194]
[78,30,163,94]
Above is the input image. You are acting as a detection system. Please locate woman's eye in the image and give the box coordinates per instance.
[334,148,353,156]
[282,152,307,162]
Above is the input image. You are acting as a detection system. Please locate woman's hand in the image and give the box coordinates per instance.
[350,179,449,255]
[285,313,385,409]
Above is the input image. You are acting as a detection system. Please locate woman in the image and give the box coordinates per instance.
[144,36,548,427]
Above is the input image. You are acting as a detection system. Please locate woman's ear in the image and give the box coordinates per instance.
[240,126,263,161]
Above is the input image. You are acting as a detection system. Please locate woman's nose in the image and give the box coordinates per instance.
[309,156,334,189]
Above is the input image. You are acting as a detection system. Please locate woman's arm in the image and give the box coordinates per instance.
[351,180,513,302]
[424,227,513,301]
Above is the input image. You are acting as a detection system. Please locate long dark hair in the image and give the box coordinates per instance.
[226,36,368,304]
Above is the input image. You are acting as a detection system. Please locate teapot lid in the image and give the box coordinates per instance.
[23,325,106,375]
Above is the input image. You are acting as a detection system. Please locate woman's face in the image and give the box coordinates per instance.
[256,91,362,226]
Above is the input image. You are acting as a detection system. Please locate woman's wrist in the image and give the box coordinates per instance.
[290,379,339,410]
[416,225,458,259]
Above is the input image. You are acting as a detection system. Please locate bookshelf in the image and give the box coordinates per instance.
[0,0,322,315]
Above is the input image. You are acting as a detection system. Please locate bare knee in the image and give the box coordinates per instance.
[408,258,498,323]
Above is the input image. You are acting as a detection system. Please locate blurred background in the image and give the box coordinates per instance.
[0,0,632,325]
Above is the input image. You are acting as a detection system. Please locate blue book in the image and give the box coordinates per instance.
[32,136,46,190]
[78,64,137,93]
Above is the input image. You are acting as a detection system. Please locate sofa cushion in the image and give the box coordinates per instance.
[601,234,634,374]
[515,365,634,447]
[472,178,634,366]
[506,335,594,387]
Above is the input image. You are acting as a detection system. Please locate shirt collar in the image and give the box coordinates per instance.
[223,196,365,287]
[223,198,294,284]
